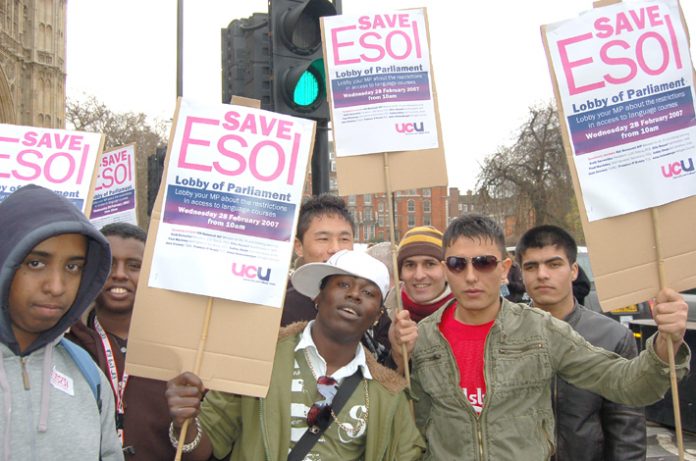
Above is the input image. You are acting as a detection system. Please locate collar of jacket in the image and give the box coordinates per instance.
[279,321,407,394]
[561,299,584,328]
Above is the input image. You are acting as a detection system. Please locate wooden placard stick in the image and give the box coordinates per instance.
[650,207,684,461]
[383,152,412,389]
[174,297,214,461]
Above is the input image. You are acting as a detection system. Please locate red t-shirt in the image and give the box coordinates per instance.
[439,302,494,413]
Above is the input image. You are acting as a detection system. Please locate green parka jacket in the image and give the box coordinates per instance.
[199,322,425,461]
[411,298,690,461]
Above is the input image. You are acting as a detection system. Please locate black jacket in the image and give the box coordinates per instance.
[552,303,646,461]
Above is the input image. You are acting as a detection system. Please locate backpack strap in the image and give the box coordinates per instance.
[287,369,363,461]
[60,337,102,412]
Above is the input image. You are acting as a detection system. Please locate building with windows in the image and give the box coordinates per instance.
[343,186,450,243]
[0,0,66,127]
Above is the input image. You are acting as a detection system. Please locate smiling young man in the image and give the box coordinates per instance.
[166,250,424,461]
[390,213,690,460]
[68,222,176,460]
[0,185,122,460]
[517,225,646,461]
[281,194,355,326]
[385,226,453,322]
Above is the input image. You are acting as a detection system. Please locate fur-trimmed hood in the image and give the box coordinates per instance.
[279,321,407,394]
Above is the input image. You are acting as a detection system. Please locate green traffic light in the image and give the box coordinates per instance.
[293,70,320,107]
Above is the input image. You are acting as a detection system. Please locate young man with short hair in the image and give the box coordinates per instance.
[386,225,453,322]
[166,250,425,460]
[516,224,646,461]
[390,213,690,460]
[281,193,355,326]
[68,222,175,460]
[0,185,123,460]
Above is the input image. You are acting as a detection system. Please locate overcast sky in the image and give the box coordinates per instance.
[65,0,696,192]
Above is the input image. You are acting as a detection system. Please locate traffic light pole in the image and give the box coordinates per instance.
[311,119,330,195]
[176,0,183,97]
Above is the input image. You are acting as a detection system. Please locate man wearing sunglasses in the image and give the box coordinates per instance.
[166,250,425,461]
[516,224,645,461]
[390,214,690,460]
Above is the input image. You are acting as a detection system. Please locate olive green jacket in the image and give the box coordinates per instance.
[411,298,690,461]
[200,322,425,461]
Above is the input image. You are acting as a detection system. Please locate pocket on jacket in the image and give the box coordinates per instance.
[494,341,552,390]
[488,411,555,460]
[413,350,452,399]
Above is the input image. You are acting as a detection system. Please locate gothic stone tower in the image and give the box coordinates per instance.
[0,0,66,127]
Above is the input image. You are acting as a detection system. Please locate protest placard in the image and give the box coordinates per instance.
[126,97,315,396]
[90,143,139,227]
[542,0,696,311]
[322,8,447,194]
[545,0,696,222]
[0,123,104,212]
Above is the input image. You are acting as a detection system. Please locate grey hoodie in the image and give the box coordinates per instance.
[0,185,123,460]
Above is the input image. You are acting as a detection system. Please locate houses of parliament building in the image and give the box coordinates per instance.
[0,0,66,127]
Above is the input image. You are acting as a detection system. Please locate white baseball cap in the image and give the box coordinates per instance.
[291,249,390,301]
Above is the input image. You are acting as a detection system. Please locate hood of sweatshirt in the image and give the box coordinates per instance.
[0,185,111,356]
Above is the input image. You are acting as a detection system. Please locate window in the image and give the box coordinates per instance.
[407,200,415,213]
[378,202,384,212]
[348,195,356,205]
[423,188,431,197]
[364,193,371,204]
[462,204,469,212]
[408,215,416,227]
[424,214,431,226]
[423,200,431,213]
[365,224,374,241]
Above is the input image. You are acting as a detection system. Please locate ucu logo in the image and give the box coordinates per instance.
[231,262,271,281]
[661,158,695,178]
[395,122,424,133]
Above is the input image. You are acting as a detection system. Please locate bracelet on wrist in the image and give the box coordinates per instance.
[169,417,202,453]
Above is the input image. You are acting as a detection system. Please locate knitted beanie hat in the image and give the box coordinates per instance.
[397,225,444,274]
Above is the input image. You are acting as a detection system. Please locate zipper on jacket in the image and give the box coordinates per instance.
[477,423,484,460]
[498,342,543,355]
[20,357,30,390]
[259,399,271,461]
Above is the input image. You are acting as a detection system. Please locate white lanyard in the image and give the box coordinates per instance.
[94,318,129,444]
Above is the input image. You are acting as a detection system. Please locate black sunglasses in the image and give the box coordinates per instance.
[445,255,501,274]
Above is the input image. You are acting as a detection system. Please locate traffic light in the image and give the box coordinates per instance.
[221,13,272,110]
[269,0,336,120]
